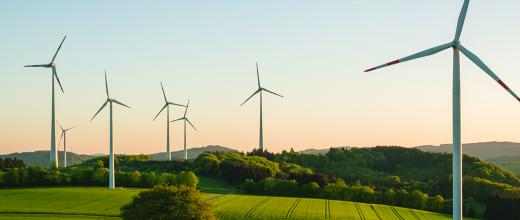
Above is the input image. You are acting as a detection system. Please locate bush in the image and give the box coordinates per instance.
[177,171,199,187]
[160,173,177,185]
[193,153,220,175]
[121,185,216,220]
[301,182,320,197]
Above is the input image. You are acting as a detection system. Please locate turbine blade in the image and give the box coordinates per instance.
[112,99,131,108]
[24,64,50,68]
[66,126,78,131]
[91,100,108,121]
[454,0,470,41]
[186,118,197,131]
[57,121,64,131]
[58,132,64,147]
[52,67,64,93]
[51,35,67,63]
[184,100,190,117]
[364,42,453,72]
[458,44,520,102]
[104,69,110,98]
[160,82,167,102]
[256,62,261,88]
[170,117,184,123]
[262,88,283,98]
[240,89,261,106]
[168,102,186,107]
[153,104,167,121]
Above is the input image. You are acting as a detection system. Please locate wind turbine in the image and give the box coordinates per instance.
[24,36,67,169]
[57,122,76,168]
[171,100,196,160]
[240,63,283,152]
[90,70,130,189]
[153,82,186,160]
[363,1,520,219]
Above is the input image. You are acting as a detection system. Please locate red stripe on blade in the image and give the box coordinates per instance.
[498,80,510,90]
[387,60,400,65]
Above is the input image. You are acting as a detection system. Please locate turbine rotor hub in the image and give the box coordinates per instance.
[452,41,460,48]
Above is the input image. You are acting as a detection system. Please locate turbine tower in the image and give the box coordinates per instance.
[364,1,520,219]
[91,70,130,189]
[240,63,283,152]
[24,36,67,169]
[153,82,186,160]
[57,122,76,168]
[171,100,196,160]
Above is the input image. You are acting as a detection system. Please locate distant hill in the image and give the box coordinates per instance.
[0,145,236,167]
[150,145,237,160]
[416,141,520,159]
[488,155,520,175]
[298,146,351,155]
[416,141,520,175]
[298,148,330,155]
[0,150,98,167]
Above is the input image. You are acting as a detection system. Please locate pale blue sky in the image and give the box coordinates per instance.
[2,0,520,154]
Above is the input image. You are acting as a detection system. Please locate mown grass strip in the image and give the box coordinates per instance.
[323,199,331,219]
[285,198,301,218]
[409,209,422,220]
[244,198,270,218]
[391,207,405,220]
[370,205,382,220]
[354,203,365,220]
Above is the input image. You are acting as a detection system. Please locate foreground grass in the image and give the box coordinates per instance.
[0,187,453,219]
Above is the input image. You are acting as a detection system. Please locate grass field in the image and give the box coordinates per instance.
[0,187,453,220]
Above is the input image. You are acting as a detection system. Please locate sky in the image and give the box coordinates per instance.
[1,0,520,155]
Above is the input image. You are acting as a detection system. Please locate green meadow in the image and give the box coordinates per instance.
[0,187,452,220]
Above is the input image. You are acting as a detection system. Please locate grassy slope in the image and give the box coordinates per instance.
[488,155,520,175]
[0,187,453,220]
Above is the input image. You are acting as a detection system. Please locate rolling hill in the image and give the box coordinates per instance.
[0,145,236,167]
[0,150,97,167]
[0,187,452,220]
[149,145,236,160]
[416,141,520,159]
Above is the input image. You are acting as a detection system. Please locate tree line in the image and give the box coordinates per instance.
[0,158,198,188]
[0,158,25,171]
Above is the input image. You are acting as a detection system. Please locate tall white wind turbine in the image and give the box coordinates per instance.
[153,82,186,160]
[364,1,520,219]
[24,36,67,168]
[90,70,130,189]
[57,122,77,168]
[240,63,283,152]
[171,100,196,160]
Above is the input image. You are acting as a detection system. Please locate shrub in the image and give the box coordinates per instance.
[177,171,199,187]
[121,185,216,220]
[301,182,320,197]
[140,171,158,187]
[243,179,262,194]
[160,173,177,185]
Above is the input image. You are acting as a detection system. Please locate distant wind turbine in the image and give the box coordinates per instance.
[240,63,283,152]
[57,122,77,168]
[90,70,130,189]
[171,100,196,160]
[24,35,67,169]
[363,1,520,219]
[153,82,186,160]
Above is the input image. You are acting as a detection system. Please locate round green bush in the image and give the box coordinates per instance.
[121,185,216,220]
